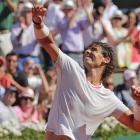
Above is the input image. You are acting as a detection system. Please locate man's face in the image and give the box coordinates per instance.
[22,9,32,24]
[6,55,18,73]
[111,17,122,27]
[63,8,75,17]
[83,45,108,70]
[127,77,138,87]
[24,60,35,75]
[4,92,16,106]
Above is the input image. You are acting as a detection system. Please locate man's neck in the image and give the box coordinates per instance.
[86,69,102,86]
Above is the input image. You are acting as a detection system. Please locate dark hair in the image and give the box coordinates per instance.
[124,10,138,26]
[84,42,116,81]
[5,86,17,94]
[6,51,19,59]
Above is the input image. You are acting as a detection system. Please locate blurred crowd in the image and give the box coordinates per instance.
[0,0,140,127]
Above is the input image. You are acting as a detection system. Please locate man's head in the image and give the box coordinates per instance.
[19,87,35,109]
[3,87,17,106]
[123,69,138,86]
[6,51,18,74]
[83,42,115,81]
[21,1,33,25]
[23,57,35,75]
[110,10,127,27]
[61,0,76,16]
[103,75,114,90]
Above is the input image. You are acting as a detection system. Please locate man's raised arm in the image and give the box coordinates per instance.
[32,4,59,62]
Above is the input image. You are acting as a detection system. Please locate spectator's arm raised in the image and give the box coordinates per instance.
[5,0,18,12]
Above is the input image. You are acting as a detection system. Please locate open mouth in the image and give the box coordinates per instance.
[84,54,94,61]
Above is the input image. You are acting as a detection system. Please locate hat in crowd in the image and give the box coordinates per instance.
[135,7,140,14]
[123,69,137,81]
[62,0,76,10]
[0,56,5,66]
[5,86,17,94]
[110,10,128,24]
[20,88,35,99]
[23,57,35,66]
[24,57,34,63]
[23,1,33,11]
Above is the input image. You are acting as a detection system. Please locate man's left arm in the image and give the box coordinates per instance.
[117,85,140,132]
[6,0,19,12]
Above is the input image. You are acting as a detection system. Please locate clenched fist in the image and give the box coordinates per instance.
[32,4,47,26]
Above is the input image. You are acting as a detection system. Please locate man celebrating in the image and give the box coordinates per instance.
[32,3,140,140]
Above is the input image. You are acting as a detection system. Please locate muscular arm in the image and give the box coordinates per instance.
[32,5,59,62]
[113,85,140,132]
[117,108,140,132]
[34,26,59,61]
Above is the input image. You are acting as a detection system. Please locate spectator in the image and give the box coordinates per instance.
[0,56,11,89]
[14,0,25,22]
[6,51,28,105]
[103,10,132,68]
[0,55,25,97]
[102,0,118,20]
[52,0,90,67]
[11,1,41,71]
[13,87,40,123]
[45,0,64,45]
[40,67,57,106]
[103,75,114,91]
[0,87,18,122]
[83,2,106,47]
[0,0,19,56]
[23,57,49,105]
[136,64,140,84]
[42,0,64,70]
[114,69,138,110]
[6,51,28,87]
[125,10,140,65]
[78,0,95,47]
[101,0,119,35]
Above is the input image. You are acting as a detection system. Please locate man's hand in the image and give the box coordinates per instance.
[32,2,59,61]
[32,4,47,27]
[132,85,140,105]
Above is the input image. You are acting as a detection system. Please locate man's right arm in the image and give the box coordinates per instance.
[32,5,59,62]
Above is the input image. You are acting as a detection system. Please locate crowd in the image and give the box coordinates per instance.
[0,0,140,133]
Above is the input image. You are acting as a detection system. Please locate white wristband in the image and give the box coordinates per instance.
[34,23,50,39]
[134,104,140,121]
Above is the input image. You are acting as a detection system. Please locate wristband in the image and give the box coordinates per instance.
[33,19,42,29]
[34,23,50,39]
[134,104,140,121]
[32,19,41,26]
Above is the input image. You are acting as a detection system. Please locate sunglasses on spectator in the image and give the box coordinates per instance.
[20,96,34,101]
